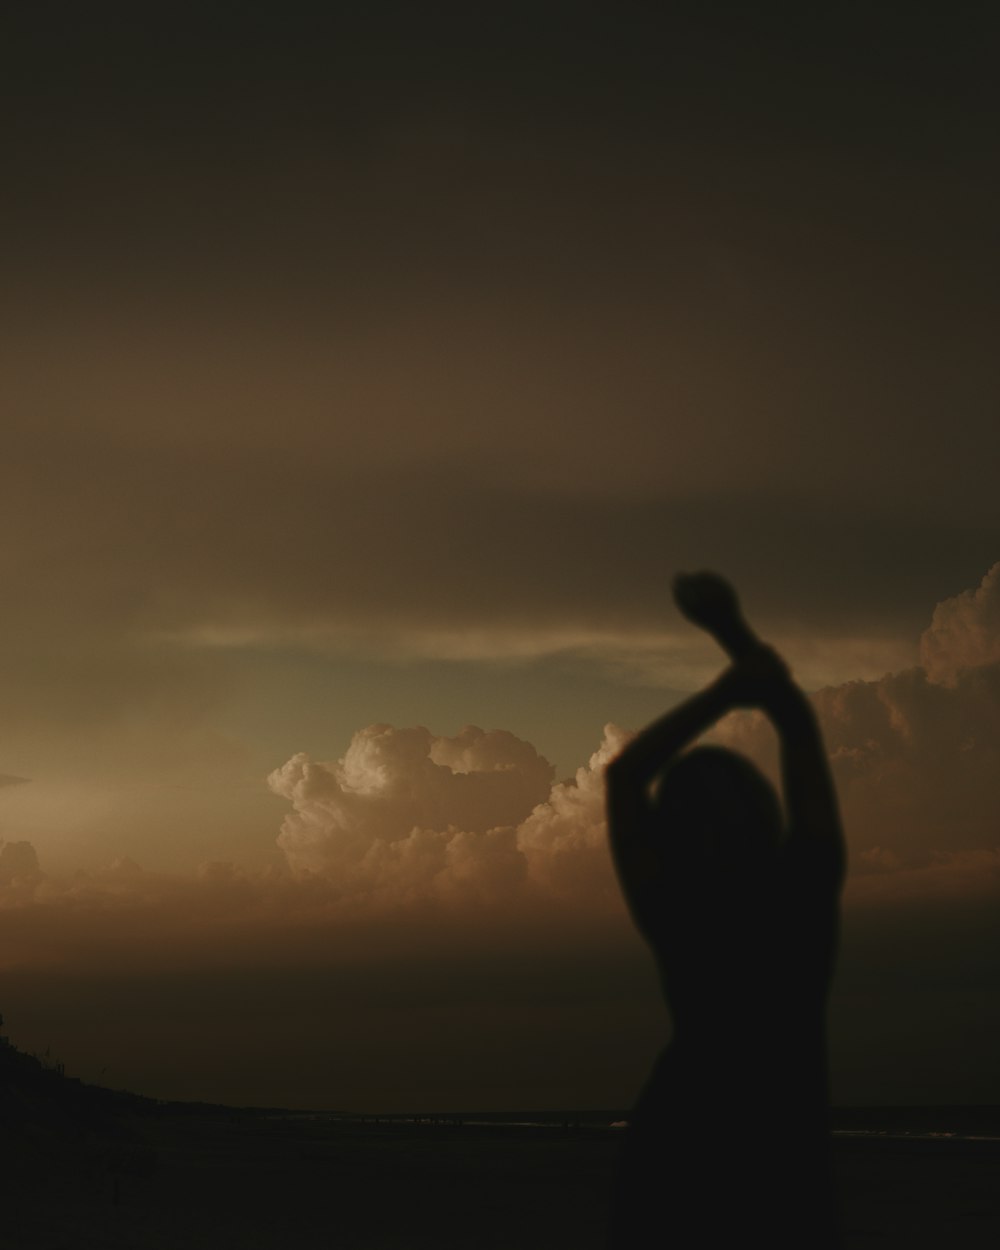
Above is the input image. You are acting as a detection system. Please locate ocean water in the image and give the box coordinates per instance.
[267,1108,629,1130]
[267,1106,1000,1141]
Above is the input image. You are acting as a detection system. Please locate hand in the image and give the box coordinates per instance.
[673,571,755,657]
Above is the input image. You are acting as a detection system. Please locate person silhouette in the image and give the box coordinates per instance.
[605,572,845,1248]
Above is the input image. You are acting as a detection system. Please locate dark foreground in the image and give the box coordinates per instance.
[2,1110,998,1250]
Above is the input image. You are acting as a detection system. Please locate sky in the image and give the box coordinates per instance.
[1,4,998,1110]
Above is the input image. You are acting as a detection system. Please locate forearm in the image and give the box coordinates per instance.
[608,672,737,793]
[769,688,845,874]
[606,672,740,915]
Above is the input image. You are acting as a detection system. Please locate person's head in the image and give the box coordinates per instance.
[651,746,782,876]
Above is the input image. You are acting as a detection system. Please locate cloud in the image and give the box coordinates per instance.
[266,721,639,907]
[258,566,1000,913]
[1,569,998,1109]
[269,725,552,841]
[5,566,997,929]
[707,567,1000,897]
[818,663,1000,862]
[0,723,628,983]
[517,727,627,898]
[1,364,995,729]
[256,564,1000,912]
[0,840,41,885]
[920,561,1000,684]
[846,847,1000,904]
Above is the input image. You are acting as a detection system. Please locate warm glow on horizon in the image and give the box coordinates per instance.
[0,568,998,1107]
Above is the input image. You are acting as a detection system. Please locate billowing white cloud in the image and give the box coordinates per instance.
[920,561,1000,684]
[517,726,627,897]
[265,721,631,906]
[271,725,552,847]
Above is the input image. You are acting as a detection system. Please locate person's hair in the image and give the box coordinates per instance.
[651,746,783,873]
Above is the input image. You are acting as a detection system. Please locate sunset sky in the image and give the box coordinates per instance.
[1,5,998,1111]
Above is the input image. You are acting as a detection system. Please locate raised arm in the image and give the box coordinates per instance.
[607,570,757,811]
[674,570,843,871]
[606,572,752,921]
[766,681,845,885]
[607,571,846,924]
[607,675,738,808]
[606,670,742,927]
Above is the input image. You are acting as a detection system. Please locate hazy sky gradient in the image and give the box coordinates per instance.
[1,4,998,1108]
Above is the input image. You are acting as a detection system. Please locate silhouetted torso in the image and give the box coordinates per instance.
[605,581,844,1248]
[610,826,840,1246]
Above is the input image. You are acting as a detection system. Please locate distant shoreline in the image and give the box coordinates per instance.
[252,1105,1000,1143]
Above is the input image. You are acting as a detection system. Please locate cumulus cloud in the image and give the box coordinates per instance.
[517,727,627,898]
[707,566,1000,900]
[255,566,1000,913]
[270,726,552,855]
[0,724,630,993]
[266,722,624,904]
[920,562,1000,684]
[818,663,1000,860]
[259,566,1000,913]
